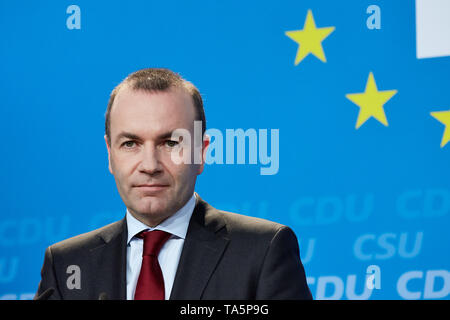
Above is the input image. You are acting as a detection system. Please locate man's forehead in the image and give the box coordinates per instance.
[112,120,193,141]
[110,87,196,142]
[112,86,193,117]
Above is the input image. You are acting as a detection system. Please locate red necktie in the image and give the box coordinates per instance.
[134,230,171,300]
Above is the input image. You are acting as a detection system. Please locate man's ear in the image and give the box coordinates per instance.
[197,134,210,175]
[104,135,113,174]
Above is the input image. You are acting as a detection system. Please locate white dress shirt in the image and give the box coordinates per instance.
[126,193,196,300]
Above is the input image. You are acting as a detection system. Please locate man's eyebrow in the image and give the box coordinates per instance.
[115,130,178,144]
[157,131,177,140]
[115,132,142,144]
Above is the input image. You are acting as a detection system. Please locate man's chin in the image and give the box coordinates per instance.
[136,201,168,216]
[130,199,173,222]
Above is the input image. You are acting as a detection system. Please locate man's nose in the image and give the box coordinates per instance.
[139,145,163,175]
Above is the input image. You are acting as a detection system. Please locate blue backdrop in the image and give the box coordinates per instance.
[1,0,449,300]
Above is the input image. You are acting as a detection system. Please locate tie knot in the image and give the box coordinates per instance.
[138,230,171,257]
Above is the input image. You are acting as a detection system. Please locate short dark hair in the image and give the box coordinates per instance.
[105,68,206,146]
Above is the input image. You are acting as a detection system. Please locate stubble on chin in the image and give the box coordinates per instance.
[127,195,174,227]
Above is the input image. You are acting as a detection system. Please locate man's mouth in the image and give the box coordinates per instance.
[134,184,169,193]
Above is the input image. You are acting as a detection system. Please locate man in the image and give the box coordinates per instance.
[35,68,312,300]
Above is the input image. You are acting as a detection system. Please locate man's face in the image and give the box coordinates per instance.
[105,85,208,227]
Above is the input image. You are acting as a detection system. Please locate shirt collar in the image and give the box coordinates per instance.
[126,193,197,245]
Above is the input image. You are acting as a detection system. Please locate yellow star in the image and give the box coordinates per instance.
[285,9,335,65]
[346,72,398,129]
[430,110,450,148]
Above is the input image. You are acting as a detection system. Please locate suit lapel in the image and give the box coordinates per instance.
[169,195,229,300]
[88,218,127,300]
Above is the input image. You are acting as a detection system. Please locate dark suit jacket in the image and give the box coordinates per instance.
[35,194,312,300]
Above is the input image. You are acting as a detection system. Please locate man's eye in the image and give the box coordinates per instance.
[122,141,136,148]
[165,140,179,148]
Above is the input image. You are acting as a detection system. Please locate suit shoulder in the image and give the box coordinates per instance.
[198,196,286,238]
[211,209,300,260]
[48,219,125,254]
[218,209,287,239]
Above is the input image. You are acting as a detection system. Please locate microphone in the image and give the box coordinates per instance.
[35,287,55,300]
[98,292,108,300]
